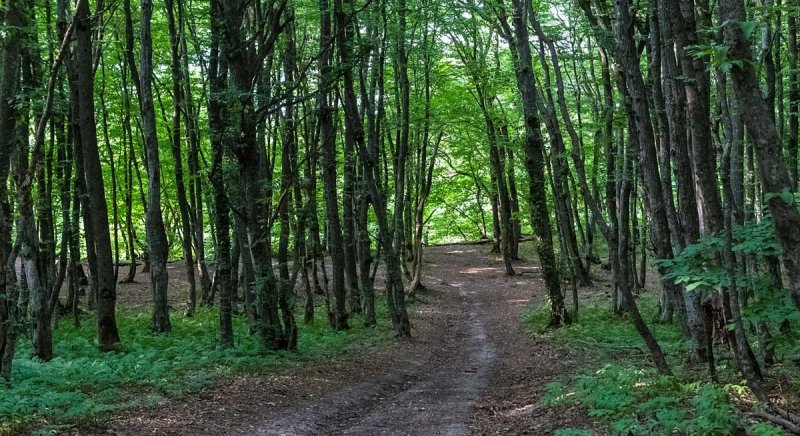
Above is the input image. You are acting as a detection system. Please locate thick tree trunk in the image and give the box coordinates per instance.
[208,0,234,347]
[0,0,29,379]
[720,0,800,310]
[76,0,120,349]
[501,0,569,327]
[166,0,197,317]
[790,8,799,187]
[278,0,299,350]
[320,0,349,330]
[612,0,675,375]
[655,0,708,359]
[139,0,171,334]
[334,0,361,313]
[665,0,724,235]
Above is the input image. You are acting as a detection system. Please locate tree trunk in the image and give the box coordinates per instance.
[208,0,233,347]
[138,0,172,334]
[334,0,361,312]
[0,0,29,380]
[76,0,120,349]
[720,0,800,310]
[530,26,590,286]
[166,0,197,317]
[501,0,569,327]
[612,0,676,375]
[320,0,349,330]
[790,7,799,187]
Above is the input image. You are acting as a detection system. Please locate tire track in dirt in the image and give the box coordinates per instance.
[83,244,592,435]
[242,280,496,435]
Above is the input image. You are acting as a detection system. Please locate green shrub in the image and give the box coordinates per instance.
[0,306,390,434]
[543,364,780,435]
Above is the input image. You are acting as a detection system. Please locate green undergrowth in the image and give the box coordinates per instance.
[542,364,781,435]
[1,305,392,434]
[525,298,792,435]
[525,296,686,361]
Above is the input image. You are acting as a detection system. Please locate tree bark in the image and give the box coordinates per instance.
[139,0,171,334]
[720,0,800,310]
[208,0,234,347]
[334,0,361,312]
[166,0,198,317]
[612,0,675,374]
[320,0,349,330]
[499,0,569,326]
[76,0,120,349]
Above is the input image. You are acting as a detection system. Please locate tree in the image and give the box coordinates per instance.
[721,0,800,316]
[320,0,349,330]
[75,0,121,350]
[139,0,171,333]
[208,0,234,348]
[165,0,199,317]
[496,0,570,327]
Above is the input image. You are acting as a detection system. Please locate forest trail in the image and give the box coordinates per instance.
[91,244,590,435]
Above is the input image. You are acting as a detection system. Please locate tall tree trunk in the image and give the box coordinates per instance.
[166,0,198,317]
[320,0,349,330]
[334,0,361,313]
[76,0,120,349]
[721,119,767,401]
[139,0,171,334]
[176,0,213,302]
[486,103,516,276]
[530,26,590,286]
[347,0,410,336]
[721,0,800,310]
[278,0,299,350]
[655,0,707,359]
[221,0,288,348]
[499,0,569,327]
[0,0,29,380]
[790,6,799,187]
[611,0,675,375]
[208,0,233,347]
[394,0,412,283]
[120,71,138,284]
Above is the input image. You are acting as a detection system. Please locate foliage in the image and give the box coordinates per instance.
[657,218,800,352]
[524,295,685,357]
[0,307,390,434]
[542,365,780,435]
[528,296,798,435]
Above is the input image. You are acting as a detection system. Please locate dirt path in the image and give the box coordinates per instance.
[89,244,591,435]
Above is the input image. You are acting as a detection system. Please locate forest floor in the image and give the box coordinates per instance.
[83,243,595,435]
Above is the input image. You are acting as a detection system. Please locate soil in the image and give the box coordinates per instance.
[83,244,595,435]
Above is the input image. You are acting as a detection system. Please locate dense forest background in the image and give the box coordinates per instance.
[1,0,800,432]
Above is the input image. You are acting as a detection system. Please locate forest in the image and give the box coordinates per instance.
[0,0,800,433]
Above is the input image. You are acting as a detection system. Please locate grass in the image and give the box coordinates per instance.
[1,305,393,434]
[524,294,687,365]
[524,293,797,435]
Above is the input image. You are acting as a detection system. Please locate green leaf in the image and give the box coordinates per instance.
[738,20,760,39]
[686,282,705,292]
